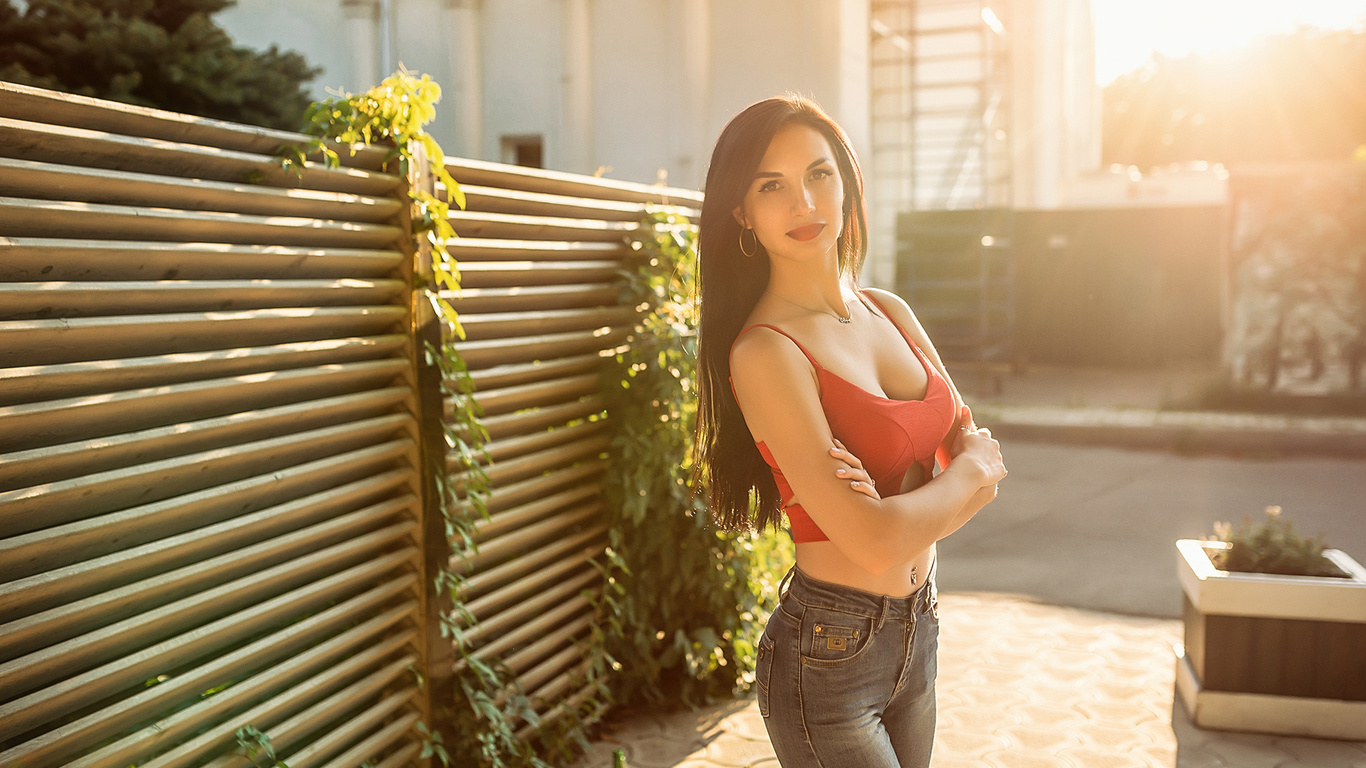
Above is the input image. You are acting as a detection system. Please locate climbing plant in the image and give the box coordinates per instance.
[597,210,793,709]
[279,70,604,767]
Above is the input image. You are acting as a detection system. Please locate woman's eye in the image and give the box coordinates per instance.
[811,168,833,180]
[759,181,780,193]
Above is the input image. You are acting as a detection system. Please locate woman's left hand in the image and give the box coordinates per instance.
[829,439,881,500]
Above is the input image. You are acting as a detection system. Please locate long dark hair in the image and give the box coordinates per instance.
[693,94,869,531]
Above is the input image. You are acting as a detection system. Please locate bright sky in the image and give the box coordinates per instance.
[1090,0,1366,84]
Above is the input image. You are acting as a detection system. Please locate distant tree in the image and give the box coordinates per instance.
[0,0,320,130]
[1103,27,1366,169]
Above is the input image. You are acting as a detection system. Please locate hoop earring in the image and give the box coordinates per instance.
[738,227,757,258]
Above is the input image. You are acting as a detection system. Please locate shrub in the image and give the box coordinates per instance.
[1207,505,1348,578]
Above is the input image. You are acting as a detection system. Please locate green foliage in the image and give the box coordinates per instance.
[280,70,602,768]
[0,0,319,130]
[597,210,794,709]
[235,725,287,768]
[1103,27,1366,168]
[1208,506,1348,578]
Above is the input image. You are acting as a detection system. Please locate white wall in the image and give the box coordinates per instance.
[216,0,357,99]
[1011,0,1101,209]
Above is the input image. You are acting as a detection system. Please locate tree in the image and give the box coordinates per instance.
[0,0,320,131]
[1103,27,1366,169]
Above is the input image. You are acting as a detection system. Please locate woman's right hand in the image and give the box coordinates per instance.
[949,427,1007,488]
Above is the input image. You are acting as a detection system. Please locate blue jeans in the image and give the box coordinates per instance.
[755,565,940,768]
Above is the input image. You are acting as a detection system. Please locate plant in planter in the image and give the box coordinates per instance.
[1175,506,1366,739]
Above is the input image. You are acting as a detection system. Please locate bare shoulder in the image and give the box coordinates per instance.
[729,325,813,386]
[863,287,933,350]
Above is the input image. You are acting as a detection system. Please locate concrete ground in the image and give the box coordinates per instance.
[573,364,1366,768]
[575,594,1366,767]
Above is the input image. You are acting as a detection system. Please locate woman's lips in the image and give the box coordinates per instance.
[786,223,825,241]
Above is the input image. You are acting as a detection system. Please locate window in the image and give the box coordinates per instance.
[501,135,543,168]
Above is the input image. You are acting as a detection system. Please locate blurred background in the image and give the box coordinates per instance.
[4,0,1364,401]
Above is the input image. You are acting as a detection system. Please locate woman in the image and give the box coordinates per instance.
[693,95,1007,767]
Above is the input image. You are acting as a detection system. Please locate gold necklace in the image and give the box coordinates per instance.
[773,292,853,323]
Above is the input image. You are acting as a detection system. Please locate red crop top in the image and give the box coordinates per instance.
[732,293,966,543]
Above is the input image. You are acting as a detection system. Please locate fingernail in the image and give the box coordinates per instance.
[835,469,847,476]
[850,481,860,488]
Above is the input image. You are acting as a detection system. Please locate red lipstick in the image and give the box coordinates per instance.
[786,223,825,241]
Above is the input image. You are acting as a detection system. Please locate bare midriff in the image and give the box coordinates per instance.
[791,461,935,598]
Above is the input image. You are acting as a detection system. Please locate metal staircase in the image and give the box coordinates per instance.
[870,0,1018,389]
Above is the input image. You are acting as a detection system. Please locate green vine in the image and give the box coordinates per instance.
[277,77,790,765]
[597,210,793,709]
[278,69,606,767]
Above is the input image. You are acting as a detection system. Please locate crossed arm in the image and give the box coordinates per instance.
[730,315,1003,576]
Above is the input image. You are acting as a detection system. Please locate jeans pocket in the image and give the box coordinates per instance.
[800,606,874,667]
[756,632,776,718]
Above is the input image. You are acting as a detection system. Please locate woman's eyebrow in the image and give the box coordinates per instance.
[753,157,833,180]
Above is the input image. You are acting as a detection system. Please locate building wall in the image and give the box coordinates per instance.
[216,0,1096,287]
[1011,0,1101,210]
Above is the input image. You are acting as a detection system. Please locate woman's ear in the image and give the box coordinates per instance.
[732,205,747,228]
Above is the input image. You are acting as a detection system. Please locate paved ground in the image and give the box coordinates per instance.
[574,593,1366,768]
[572,364,1366,768]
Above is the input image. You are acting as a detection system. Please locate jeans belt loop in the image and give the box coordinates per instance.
[778,566,796,600]
[875,595,888,634]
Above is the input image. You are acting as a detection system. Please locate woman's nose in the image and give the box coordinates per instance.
[793,183,815,213]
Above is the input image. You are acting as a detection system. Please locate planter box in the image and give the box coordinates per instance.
[1175,539,1366,740]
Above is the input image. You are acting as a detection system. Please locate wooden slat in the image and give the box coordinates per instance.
[0,336,407,409]
[0,441,414,624]
[0,521,418,701]
[314,706,420,768]
[0,197,403,248]
[478,461,607,515]
[449,209,637,242]
[516,679,606,740]
[471,373,602,416]
[455,260,623,289]
[481,420,607,465]
[461,183,695,222]
[473,483,600,541]
[149,644,415,768]
[461,569,601,647]
[465,353,605,391]
[95,641,416,768]
[0,81,390,171]
[455,595,593,671]
[0,117,399,194]
[0,279,406,320]
[445,237,624,261]
[457,521,607,586]
[284,694,417,768]
[0,239,402,281]
[480,396,605,440]
[0,492,414,662]
[457,504,604,574]
[0,157,403,222]
[453,326,630,368]
[0,359,408,454]
[0,386,408,491]
[465,433,610,487]
[457,307,634,341]
[0,422,414,568]
[0,306,407,367]
[0,568,417,763]
[446,283,618,313]
[449,157,704,206]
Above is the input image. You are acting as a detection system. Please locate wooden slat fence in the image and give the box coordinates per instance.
[0,80,704,766]
[0,81,429,768]
[441,158,701,738]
